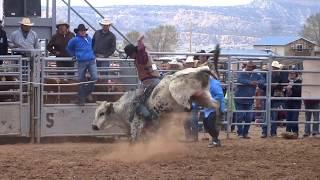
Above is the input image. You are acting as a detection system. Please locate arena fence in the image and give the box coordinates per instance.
[1,51,320,142]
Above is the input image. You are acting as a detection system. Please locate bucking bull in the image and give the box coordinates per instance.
[92,48,221,141]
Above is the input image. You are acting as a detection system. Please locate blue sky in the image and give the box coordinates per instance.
[54,0,254,7]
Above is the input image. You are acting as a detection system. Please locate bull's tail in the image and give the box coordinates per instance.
[208,44,220,80]
[213,44,220,78]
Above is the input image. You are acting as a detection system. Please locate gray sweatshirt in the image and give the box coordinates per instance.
[9,28,40,49]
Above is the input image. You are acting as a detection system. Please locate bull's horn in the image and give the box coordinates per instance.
[96,101,107,105]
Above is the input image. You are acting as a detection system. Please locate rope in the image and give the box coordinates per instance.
[0,80,98,86]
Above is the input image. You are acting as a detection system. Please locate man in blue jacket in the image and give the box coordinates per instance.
[203,78,225,147]
[67,24,97,105]
[235,61,265,138]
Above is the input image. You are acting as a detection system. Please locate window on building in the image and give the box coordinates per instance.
[296,44,303,52]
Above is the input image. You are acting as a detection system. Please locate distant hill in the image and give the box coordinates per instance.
[56,0,320,50]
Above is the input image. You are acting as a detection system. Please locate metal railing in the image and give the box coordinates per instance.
[1,51,320,141]
[0,55,31,137]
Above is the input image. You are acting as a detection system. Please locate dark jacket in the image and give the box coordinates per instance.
[47,31,75,57]
[271,72,288,105]
[0,28,8,55]
[304,100,320,106]
[285,78,302,109]
[92,30,116,57]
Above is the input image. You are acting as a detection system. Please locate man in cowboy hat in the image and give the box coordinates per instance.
[183,56,196,68]
[9,17,40,49]
[0,20,8,65]
[261,60,287,138]
[234,61,265,139]
[92,18,116,75]
[47,20,75,68]
[67,24,97,105]
[194,50,209,66]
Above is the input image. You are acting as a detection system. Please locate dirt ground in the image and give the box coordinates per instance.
[0,125,319,180]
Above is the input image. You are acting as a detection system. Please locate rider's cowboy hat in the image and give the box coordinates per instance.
[18,17,34,26]
[124,44,137,58]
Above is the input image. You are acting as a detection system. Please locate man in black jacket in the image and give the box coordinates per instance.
[261,61,287,137]
[284,68,302,137]
[0,20,8,64]
[92,18,116,76]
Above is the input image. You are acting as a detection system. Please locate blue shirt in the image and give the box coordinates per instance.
[234,71,265,104]
[66,34,95,61]
[203,78,225,118]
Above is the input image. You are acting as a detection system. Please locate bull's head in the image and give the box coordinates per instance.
[92,101,116,130]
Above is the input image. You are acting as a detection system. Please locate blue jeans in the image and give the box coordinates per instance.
[305,103,320,135]
[236,103,253,136]
[96,54,110,77]
[262,101,283,136]
[204,111,222,141]
[77,60,97,102]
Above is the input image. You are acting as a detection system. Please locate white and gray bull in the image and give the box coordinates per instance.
[92,66,220,141]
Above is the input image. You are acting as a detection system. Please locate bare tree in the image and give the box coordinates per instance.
[145,25,178,52]
[123,31,140,48]
[300,12,320,45]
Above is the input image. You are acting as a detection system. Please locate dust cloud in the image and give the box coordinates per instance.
[99,113,190,162]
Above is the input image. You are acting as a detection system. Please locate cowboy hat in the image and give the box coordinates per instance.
[56,20,69,28]
[246,61,256,68]
[262,64,268,70]
[168,59,179,64]
[18,17,34,26]
[194,50,208,60]
[124,44,137,58]
[271,61,282,69]
[74,24,88,33]
[185,56,195,63]
[99,18,112,26]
